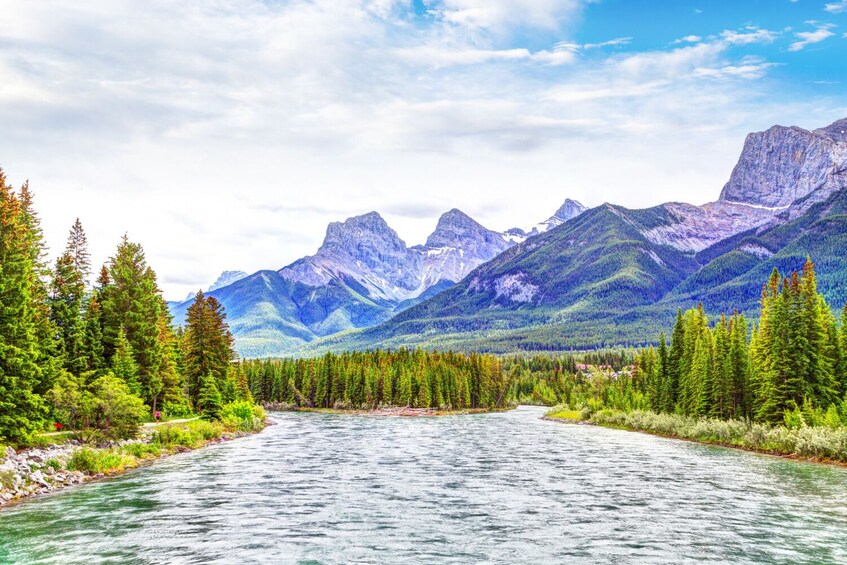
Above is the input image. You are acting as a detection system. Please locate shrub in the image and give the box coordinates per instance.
[66,448,134,474]
[590,408,847,462]
[121,443,161,458]
[220,401,265,432]
[89,375,148,440]
[0,470,15,490]
[44,458,63,472]
[152,420,224,448]
[162,401,194,419]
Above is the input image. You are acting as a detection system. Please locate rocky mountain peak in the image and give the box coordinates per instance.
[815,118,847,143]
[208,270,248,292]
[552,199,587,222]
[425,208,490,248]
[719,119,847,209]
[321,211,406,254]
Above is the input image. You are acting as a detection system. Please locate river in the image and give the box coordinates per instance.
[1,406,846,564]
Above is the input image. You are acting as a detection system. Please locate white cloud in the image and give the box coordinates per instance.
[430,0,584,33]
[720,27,779,45]
[673,35,702,44]
[824,1,847,14]
[0,1,832,299]
[789,22,836,51]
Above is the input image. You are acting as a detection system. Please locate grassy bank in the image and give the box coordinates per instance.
[1,405,268,507]
[545,406,847,464]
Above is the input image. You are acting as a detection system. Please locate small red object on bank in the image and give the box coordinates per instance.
[53,422,64,431]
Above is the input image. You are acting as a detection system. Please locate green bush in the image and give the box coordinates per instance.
[0,470,15,490]
[44,458,63,471]
[590,409,847,462]
[220,401,266,432]
[152,420,223,447]
[66,448,133,474]
[162,401,194,419]
[89,375,148,440]
[120,443,161,458]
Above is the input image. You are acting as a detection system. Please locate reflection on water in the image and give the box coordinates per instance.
[1,406,846,564]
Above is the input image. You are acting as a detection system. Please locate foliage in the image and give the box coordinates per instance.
[44,458,63,472]
[66,447,134,474]
[120,443,161,458]
[237,349,512,411]
[0,172,47,445]
[182,290,235,407]
[152,420,224,448]
[198,374,223,420]
[220,401,265,432]
[0,171,264,446]
[590,409,847,462]
[162,401,194,419]
[87,375,148,440]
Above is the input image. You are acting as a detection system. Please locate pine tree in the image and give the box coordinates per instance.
[840,303,847,393]
[49,219,92,376]
[182,290,235,408]
[655,333,669,413]
[0,172,45,444]
[198,373,222,420]
[112,326,141,397]
[81,294,105,373]
[728,311,750,418]
[17,182,59,398]
[99,236,165,408]
[667,309,685,413]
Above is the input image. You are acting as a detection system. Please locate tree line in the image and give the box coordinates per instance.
[0,172,244,445]
[237,350,511,410]
[630,258,847,424]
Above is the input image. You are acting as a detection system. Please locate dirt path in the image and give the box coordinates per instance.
[39,417,201,437]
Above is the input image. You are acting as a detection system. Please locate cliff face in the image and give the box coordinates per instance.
[643,118,847,253]
[720,120,847,209]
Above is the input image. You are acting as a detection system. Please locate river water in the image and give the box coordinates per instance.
[1,406,846,564]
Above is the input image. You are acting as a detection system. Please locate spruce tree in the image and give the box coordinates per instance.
[667,309,685,413]
[112,326,141,397]
[655,333,669,413]
[49,221,92,376]
[0,172,45,444]
[182,290,235,408]
[198,373,223,420]
[99,236,165,408]
[81,294,106,373]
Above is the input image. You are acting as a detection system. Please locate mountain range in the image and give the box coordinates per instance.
[171,118,847,357]
[169,199,586,356]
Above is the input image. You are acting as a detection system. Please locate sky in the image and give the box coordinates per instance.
[1,0,846,300]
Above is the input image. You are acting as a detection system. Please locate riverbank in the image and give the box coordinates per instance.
[263,403,513,417]
[544,407,847,466]
[0,418,269,509]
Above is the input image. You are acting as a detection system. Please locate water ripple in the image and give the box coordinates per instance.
[1,406,847,564]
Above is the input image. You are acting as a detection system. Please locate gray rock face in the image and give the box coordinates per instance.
[719,120,847,209]
[415,209,513,290]
[280,211,422,300]
[644,118,847,252]
[208,270,248,292]
[280,209,515,301]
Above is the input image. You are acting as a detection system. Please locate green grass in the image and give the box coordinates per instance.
[0,470,15,490]
[66,448,135,474]
[120,443,162,458]
[546,408,583,421]
[590,409,847,462]
[44,458,63,472]
[152,420,225,448]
